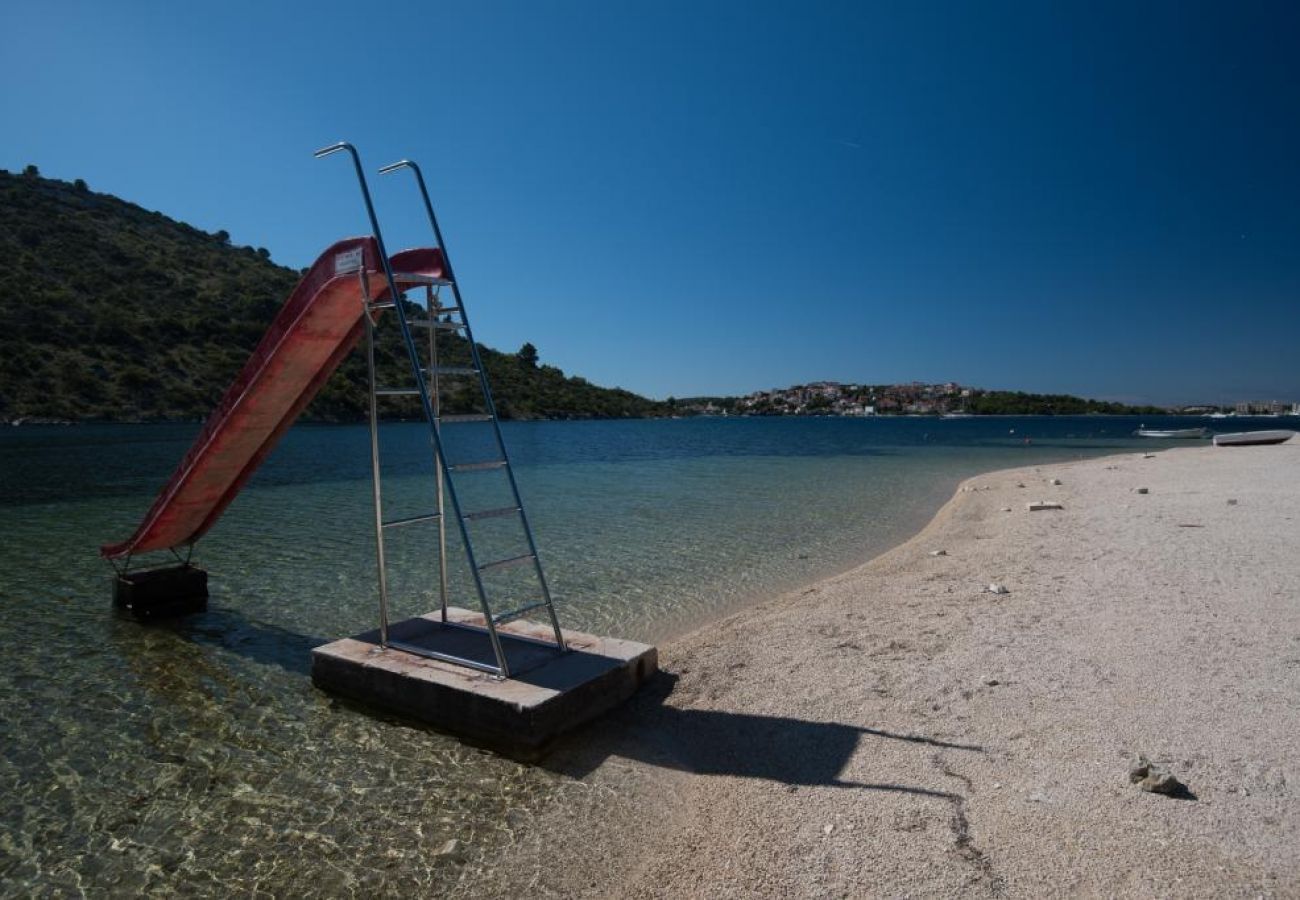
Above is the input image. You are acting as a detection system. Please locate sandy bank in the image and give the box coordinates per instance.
[460,442,1300,898]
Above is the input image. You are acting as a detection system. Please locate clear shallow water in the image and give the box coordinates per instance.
[0,415,1260,893]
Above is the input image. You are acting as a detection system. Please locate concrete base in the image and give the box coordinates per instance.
[311,607,657,753]
[114,564,208,620]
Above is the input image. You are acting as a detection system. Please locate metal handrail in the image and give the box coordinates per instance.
[315,142,512,674]
[379,158,567,653]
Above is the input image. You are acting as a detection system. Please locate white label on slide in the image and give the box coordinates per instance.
[334,247,364,274]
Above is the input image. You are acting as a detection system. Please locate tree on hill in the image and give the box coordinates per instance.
[517,341,539,368]
[0,170,671,423]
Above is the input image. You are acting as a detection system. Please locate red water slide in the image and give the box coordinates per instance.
[101,238,446,560]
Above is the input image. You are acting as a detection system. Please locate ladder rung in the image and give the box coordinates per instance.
[430,306,462,315]
[493,601,548,625]
[428,366,478,376]
[376,388,422,397]
[478,553,535,574]
[368,300,397,311]
[463,505,520,522]
[439,413,493,424]
[382,512,442,529]
[410,319,468,331]
[450,460,507,473]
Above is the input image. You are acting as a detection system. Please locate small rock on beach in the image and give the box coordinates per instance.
[1129,756,1191,798]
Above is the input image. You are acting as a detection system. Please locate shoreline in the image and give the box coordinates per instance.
[6,414,1297,427]
[460,442,1300,898]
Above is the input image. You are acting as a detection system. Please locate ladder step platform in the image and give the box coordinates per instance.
[383,512,441,529]
[410,319,468,331]
[311,607,658,753]
[428,365,478,376]
[478,553,535,574]
[463,505,521,521]
[450,460,508,472]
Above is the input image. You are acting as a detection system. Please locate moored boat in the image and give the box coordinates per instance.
[1135,427,1209,439]
[1212,430,1295,447]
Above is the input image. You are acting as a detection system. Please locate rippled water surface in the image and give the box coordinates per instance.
[0,415,1243,893]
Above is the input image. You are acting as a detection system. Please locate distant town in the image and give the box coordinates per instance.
[672,382,1300,418]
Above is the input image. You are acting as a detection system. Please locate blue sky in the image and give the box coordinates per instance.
[3,1,1297,405]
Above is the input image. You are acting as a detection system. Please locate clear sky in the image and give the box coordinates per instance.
[3,0,1297,405]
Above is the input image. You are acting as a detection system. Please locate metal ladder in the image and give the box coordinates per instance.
[315,142,566,678]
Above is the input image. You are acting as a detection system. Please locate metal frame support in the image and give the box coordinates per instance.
[379,159,567,653]
[316,142,567,678]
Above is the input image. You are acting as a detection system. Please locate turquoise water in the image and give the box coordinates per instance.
[0,415,1232,893]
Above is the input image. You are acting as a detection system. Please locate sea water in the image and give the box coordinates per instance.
[0,415,1232,893]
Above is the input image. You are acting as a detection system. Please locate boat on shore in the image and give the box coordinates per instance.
[1135,427,1209,439]
[1213,430,1295,447]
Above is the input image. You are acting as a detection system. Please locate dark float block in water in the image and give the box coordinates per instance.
[113,564,208,620]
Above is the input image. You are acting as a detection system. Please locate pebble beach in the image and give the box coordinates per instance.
[462,441,1300,898]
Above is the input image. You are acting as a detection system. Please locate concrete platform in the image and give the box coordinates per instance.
[311,607,657,753]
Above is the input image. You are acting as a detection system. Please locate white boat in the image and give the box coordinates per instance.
[1213,430,1295,447]
[1135,427,1208,439]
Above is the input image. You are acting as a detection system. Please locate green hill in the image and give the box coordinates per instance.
[0,168,668,423]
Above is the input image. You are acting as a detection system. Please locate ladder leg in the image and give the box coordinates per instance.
[365,309,391,647]
[428,286,449,624]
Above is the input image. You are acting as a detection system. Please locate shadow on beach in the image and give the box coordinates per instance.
[135,614,976,802]
[541,671,979,797]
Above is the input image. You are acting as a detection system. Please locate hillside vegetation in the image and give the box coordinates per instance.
[0,169,667,422]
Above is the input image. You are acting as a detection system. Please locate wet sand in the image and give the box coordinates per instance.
[459,441,1300,898]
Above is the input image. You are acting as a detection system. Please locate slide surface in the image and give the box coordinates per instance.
[101,238,446,560]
